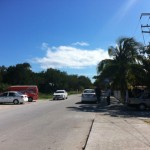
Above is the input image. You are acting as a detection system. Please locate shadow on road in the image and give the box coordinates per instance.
[66,97,150,119]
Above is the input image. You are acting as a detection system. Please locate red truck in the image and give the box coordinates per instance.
[7,85,38,102]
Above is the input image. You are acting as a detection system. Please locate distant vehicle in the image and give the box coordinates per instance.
[0,91,28,104]
[81,89,97,103]
[53,90,68,100]
[127,92,150,110]
[7,85,38,102]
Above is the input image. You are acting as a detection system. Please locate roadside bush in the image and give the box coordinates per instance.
[0,83,9,92]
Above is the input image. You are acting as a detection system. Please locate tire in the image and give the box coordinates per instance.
[13,99,19,105]
[28,97,33,102]
[138,103,146,111]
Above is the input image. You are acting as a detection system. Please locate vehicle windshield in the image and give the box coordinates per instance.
[16,92,23,95]
[84,89,95,93]
[55,91,65,93]
[135,92,143,98]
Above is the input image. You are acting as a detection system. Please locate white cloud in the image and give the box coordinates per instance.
[32,44,110,70]
[72,42,89,46]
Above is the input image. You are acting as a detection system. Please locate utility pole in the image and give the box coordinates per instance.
[140,13,150,47]
[140,13,150,34]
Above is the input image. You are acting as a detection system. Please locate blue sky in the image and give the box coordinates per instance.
[0,0,150,82]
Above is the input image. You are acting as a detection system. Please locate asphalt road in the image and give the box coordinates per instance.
[0,94,95,150]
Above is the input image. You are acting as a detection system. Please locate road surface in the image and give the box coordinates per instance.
[0,94,95,150]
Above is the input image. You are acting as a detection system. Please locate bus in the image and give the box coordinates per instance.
[7,85,38,102]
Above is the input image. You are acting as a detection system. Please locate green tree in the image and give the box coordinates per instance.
[97,37,143,102]
[0,65,7,83]
[78,76,92,90]
[140,45,150,89]
[40,68,68,93]
[68,75,79,91]
[0,65,8,91]
[1,62,93,93]
[4,63,33,85]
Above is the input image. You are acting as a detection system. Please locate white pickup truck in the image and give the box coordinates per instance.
[53,90,68,100]
[127,92,150,110]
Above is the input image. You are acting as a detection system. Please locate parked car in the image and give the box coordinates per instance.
[53,90,68,100]
[127,92,150,110]
[81,89,97,103]
[0,91,28,104]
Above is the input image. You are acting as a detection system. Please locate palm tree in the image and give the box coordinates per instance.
[140,45,150,89]
[97,37,143,102]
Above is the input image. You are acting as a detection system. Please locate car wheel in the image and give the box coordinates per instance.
[28,97,33,102]
[13,99,19,105]
[138,103,146,111]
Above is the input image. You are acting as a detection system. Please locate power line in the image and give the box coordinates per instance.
[132,19,141,38]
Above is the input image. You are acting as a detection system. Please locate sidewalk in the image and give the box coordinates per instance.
[85,97,150,150]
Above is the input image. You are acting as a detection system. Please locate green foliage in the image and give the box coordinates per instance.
[3,63,33,85]
[0,63,93,93]
[96,37,145,102]
[0,83,9,92]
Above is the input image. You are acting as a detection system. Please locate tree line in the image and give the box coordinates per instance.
[0,63,92,93]
[94,37,150,102]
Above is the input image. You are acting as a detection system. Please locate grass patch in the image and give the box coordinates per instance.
[39,92,53,100]
[68,91,82,95]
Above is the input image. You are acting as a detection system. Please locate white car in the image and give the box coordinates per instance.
[53,90,68,100]
[0,91,28,104]
[81,89,97,103]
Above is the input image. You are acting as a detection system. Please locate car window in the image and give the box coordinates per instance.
[9,92,16,96]
[84,89,95,93]
[56,91,65,93]
[0,93,8,97]
[16,92,22,95]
